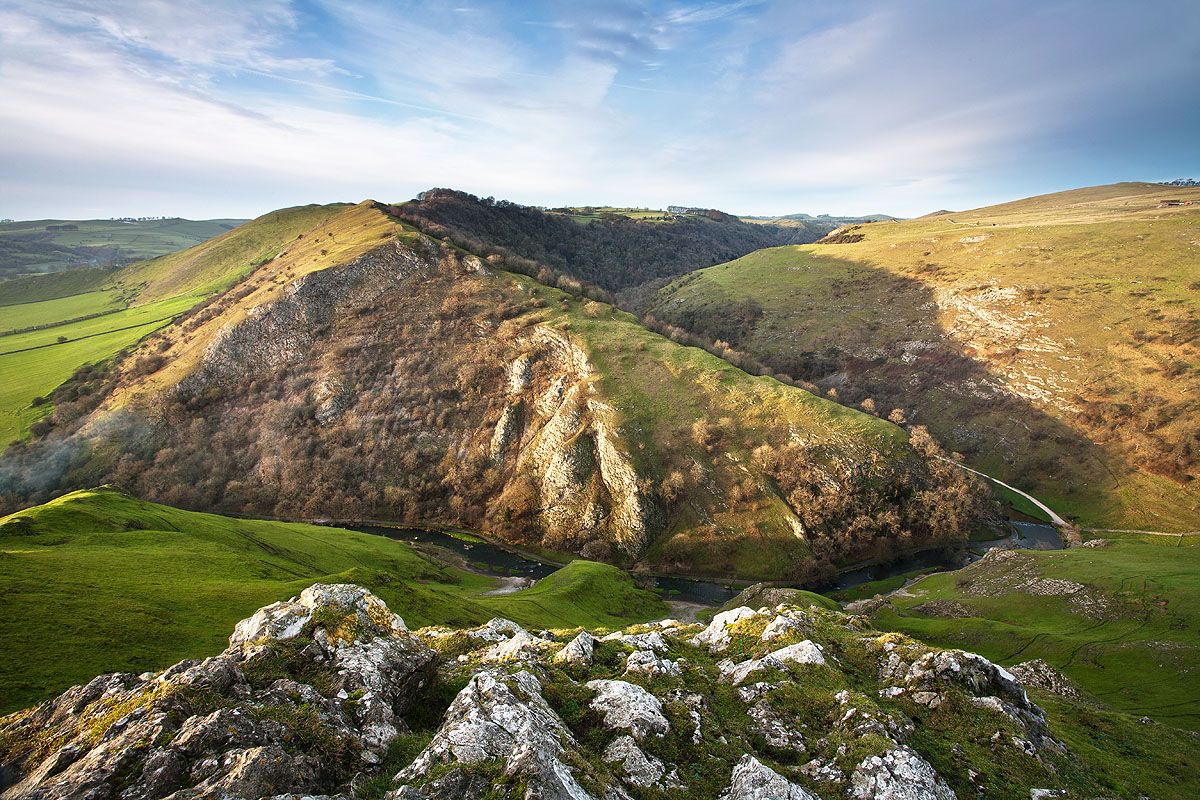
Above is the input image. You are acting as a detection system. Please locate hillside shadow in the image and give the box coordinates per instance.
[651,250,1131,526]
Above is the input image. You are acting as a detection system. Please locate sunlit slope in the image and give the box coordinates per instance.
[0,202,379,446]
[111,203,352,302]
[649,183,1200,531]
[102,200,418,403]
[0,487,667,714]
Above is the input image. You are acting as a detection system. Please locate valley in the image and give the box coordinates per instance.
[1,183,1197,800]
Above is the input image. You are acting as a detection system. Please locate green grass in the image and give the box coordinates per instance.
[0,487,668,715]
[0,268,112,305]
[0,290,125,332]
[870,539,1200,730]
[0,295,200,445]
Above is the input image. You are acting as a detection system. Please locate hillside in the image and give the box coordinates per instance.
[0,216,245,280]
[648,182,1200,532]
[0,203,357,446]
[0,200,993,582]
[388,189,822,293]
[0,487,667,714]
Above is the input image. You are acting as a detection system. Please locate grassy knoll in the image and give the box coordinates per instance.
[111,204,349,303]
[650,182,1200,531]
[0,487,668,715]
[869,538,1200,730]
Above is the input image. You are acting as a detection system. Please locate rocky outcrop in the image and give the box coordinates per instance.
[719,755,818,800]
[501,326,661,555]
[585,679,670,739]
[0,584,436,800]
[848,747,956,800]
[2,593,1081,800]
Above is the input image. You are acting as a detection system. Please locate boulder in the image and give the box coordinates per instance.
[692,607,759,651]
[720,640,826,685]
[717,754,818,800]
[553,631,597,665]
[848,747,956,800]
[585,679,670,739]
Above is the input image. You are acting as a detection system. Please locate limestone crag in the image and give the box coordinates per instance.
[0,584,436,800]
[1,594,1080,800]
[500,325,660,555]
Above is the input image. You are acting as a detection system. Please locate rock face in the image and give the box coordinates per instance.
[0,584,436,800]
[2,593,1082,800]
[501,326,661,555]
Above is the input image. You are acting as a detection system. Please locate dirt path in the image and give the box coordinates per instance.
[474,575,536,596]
[665,601,708,624]
[934,456,1068,527]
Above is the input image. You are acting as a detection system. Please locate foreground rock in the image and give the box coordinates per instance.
[2,592,1087,800]
[0,584,436,800]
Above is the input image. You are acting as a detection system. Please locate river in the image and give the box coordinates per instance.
[358,520,1061,608]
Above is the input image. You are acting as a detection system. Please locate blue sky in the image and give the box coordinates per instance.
[1,0,1198,219]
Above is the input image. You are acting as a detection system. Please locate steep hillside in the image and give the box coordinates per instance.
[648,183,1200,531]
[0,487,667,714]
[0,201,991,581]
[0,216,246,280]
[0,203,362,446]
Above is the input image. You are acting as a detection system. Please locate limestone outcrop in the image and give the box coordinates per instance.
[1,591,1079,800]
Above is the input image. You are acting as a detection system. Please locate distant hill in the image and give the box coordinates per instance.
[0,216,249,281]
[649,181,1200,532]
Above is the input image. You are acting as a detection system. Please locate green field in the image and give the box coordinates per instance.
[0,217,247,278]
[0,290,124,332]
[0,487,669,715]
[0,295,199,445]
[870,538,1200,730]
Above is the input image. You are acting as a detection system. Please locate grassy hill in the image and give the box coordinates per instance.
[865,534,1200,731]
[0,203,362,447]
[648,182,1200,531]
[0,486,668,714]
[0,216,246,280]
[1,200,990,582]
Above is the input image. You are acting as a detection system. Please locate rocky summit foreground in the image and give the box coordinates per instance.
[1,585,1084,799]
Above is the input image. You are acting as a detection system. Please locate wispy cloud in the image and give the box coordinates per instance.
[0,0,1197,219]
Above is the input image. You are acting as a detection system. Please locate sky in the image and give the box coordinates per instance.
[1,0,1198,220]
